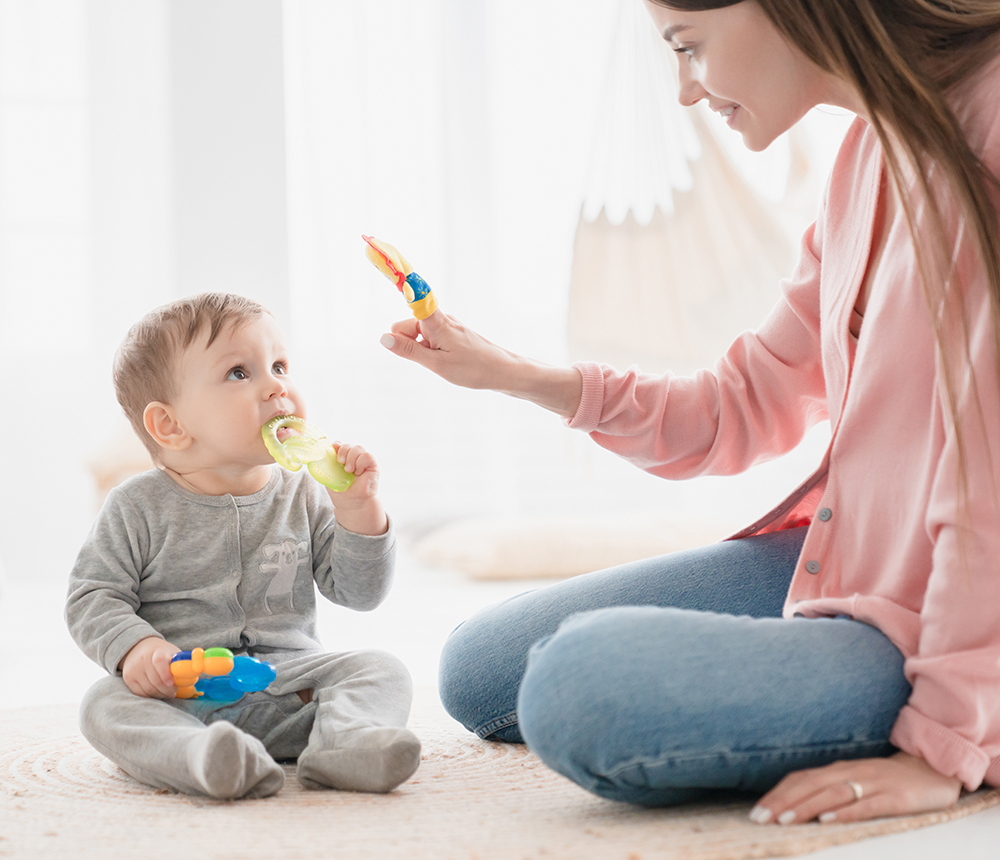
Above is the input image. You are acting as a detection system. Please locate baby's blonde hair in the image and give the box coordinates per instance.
[114,293,268,459]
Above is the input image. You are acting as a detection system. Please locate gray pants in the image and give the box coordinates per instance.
[80,649,418,798]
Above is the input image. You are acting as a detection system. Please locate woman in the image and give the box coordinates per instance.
[380,0,1000,825]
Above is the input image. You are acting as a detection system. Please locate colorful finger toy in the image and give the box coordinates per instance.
[262,415,354,492]
[170,647,276,702]
[362,235,438,320]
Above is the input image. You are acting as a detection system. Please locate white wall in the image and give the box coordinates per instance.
[0,0,100,584]
[0,0,292,583]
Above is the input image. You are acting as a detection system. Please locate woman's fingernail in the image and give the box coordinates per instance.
[819,811,838,824]
[380,334,395,349]
[749,806,772,824]
[778,810,797,825]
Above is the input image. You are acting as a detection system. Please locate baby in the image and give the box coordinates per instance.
[65,292,420,799]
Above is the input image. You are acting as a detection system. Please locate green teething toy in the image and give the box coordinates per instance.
[261,415,354,492]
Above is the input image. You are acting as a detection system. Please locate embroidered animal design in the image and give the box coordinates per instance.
[260,539,309,613]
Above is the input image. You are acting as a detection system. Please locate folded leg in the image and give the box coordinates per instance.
[439,527,807,742]
[518,606,910,806]
[268,649,420,792]
[79,676,284,799]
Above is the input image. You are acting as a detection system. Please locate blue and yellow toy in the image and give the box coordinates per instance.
[362,235,438,320]
[170,647,276,702]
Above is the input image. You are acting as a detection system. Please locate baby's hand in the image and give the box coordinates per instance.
[121,636,179,698]
[332,442,379,496]
[328,442,388,536]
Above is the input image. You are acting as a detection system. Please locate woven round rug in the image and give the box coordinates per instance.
[2,689,998,860]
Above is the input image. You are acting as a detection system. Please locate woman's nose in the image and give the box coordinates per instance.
[677,68,707,107]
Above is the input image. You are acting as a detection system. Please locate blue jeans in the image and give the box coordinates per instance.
[438,527,911,806]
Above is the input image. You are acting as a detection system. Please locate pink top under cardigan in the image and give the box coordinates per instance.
[567,54,1000,791]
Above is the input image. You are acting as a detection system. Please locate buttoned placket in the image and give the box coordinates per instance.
[798,149,881,580]
[804,507,833,575]
[227,495,251,645]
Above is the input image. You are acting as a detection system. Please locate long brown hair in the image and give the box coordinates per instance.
[657,0,1000,525]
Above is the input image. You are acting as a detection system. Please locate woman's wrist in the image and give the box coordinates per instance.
[499,357,583,419]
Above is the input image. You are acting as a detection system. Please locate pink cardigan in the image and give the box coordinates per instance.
[567,55,1000,790]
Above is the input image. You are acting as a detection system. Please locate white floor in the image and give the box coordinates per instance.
[2,535,998,859]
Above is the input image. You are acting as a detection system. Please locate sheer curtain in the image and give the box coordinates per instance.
[568,0,842,375]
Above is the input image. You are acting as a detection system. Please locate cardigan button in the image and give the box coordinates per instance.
[818,507,832,522]
[805,560,821,574]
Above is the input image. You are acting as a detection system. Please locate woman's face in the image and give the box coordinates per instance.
[643,0,854,151]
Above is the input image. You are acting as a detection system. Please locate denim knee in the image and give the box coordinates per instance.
[437,624,473,727]
[517,613,624,797]
[518,606,912,807]
[518,608,746,805]
[438,619,523,742]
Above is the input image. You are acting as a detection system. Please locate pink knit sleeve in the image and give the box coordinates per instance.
[566,361,606,433]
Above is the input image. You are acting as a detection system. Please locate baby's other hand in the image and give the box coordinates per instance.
[332,442,379,498]
[121,636,179,698]
[328,442,388,536]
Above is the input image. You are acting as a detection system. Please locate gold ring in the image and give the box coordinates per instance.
[845,779,864,801]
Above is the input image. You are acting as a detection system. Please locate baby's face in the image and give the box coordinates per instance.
[169,314,306,470]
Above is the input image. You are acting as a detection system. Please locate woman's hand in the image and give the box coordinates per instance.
[381,310,518,391]
[380,311,583,418]
[750,752,962,825]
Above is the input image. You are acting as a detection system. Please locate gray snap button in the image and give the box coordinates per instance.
[805,560,821,574]
[818,508,832,522]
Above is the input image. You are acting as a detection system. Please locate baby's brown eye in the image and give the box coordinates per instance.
[227,367,248,381]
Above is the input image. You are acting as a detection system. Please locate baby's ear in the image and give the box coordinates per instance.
[142,401,192,451]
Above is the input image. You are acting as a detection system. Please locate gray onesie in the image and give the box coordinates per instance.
[65,467,420,798]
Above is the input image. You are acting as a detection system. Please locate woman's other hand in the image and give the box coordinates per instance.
[749,752,962,825]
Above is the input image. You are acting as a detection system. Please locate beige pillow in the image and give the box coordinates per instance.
[413,511,736,580]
